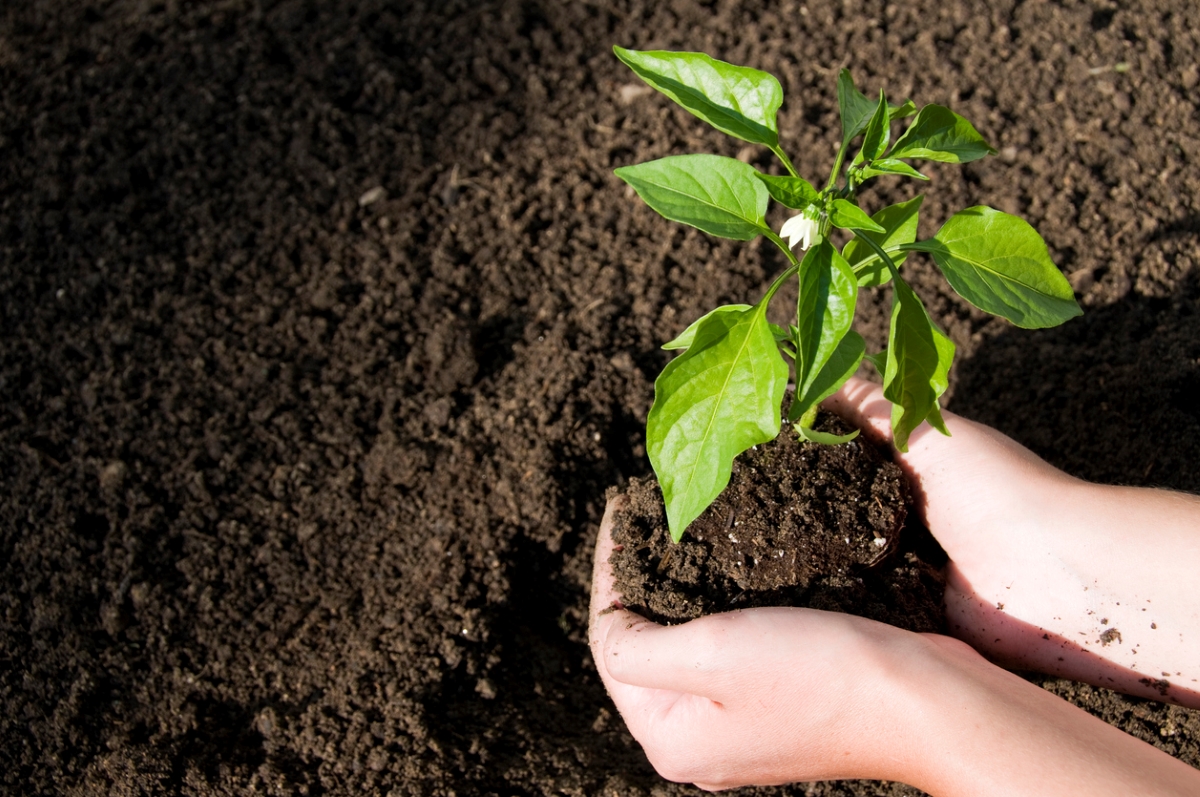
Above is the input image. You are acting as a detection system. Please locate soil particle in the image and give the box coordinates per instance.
[2,0,1200,795]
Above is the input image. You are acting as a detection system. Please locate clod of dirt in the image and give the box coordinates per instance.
[608,411,946,631]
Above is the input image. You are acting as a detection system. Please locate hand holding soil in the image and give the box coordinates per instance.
[829,376,1200,708]
[590,378,1200,792]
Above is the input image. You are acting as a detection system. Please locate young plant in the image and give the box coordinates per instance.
[613,47,1082,542]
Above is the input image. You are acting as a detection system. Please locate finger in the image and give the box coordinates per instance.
[589,494,626,624]
[603,609,777,700]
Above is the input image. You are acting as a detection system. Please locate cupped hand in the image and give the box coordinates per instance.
[588,497,933,791]
[825,377,1200,706]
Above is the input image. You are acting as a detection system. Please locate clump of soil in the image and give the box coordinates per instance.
[608,411,946,632]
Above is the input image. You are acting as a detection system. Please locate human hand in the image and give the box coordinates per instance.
[826,376,1200,706]
[587,496,927,790]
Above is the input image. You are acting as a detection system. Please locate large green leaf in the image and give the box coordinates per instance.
[889,104,997,163]
[911,206,1083,329]
[614,47,783,147]
[647,304,788,541]
[843,196,925,287]
[615,154,770,241]
[756,173,820,210]
[883,276,955,452]
[662,304,751,350]
[788,242,860,427]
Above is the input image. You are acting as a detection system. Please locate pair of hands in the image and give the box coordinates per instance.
[588,376,1200,792]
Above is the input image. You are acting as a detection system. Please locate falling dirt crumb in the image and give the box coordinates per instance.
[1099,629,1122,646]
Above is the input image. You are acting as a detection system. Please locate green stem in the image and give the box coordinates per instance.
[770,146,801,179]
[825,141,850,191]
[763,228,802,268]
[851,230,902,282]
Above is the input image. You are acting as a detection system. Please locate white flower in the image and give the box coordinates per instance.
[780,210,821,251]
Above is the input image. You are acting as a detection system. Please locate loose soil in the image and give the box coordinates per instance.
[2,1,1200,796]
[609,411,946,634]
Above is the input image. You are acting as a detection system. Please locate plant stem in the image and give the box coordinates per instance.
[825,141,850,191]
[851,230,903,282]
[771,146,801,179]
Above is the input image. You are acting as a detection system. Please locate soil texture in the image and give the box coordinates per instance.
[3,1,1200,796]
[609,411,945,633]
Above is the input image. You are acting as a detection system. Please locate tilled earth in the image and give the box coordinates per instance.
[2,1,1199,795]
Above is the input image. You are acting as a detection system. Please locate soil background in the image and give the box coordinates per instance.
[2,1,1199,795]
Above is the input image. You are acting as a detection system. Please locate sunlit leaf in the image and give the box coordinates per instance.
[647,305,788,541]
[615,47,783,147]
[829,198,886,233]
[889,104,996,163]
[615,154,770,241]
[911,206,1083,328]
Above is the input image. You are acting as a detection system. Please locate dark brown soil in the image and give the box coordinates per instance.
[609,411,946,634]
[2,1,1199,796]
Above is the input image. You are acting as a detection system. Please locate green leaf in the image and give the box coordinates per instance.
[756,173,820,210]
[647,305,788,541]
[864,348,888,374]
[828,198,886,233]
[857,158,929,182]
[788,242,860,424]
[911,206,1083,329]
[888,99,917,121]
[615,154,770,241]
[859,90,891,163]
[797,425,860,445]
[883,276,955,452]
[662,304,753,350]
[791,330,866,425]
[837,70,914,146]
[614,47,783,147]
[837,70,878,147]
[843,196,925,287]
[889,104,997,163]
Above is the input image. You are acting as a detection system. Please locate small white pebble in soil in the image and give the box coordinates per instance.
[728,533,738,543]
[844,537,850,544]
[873,538,887,547]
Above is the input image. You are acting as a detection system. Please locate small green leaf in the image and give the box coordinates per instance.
[864,348,888,374]
[770,322,791,344]
[648,304,788,541]
[889,104,997,163]
[614,47,783,147]
[788,242,860,424]
[859,90,891,163]
[829,198,886,233]
[888,99,917,121]
[911,206,1083,329]
[797,425,860,444]
[837,70,878,147]
[615,154,770,241]
[663,304,753,350]
[857,158,929,182]
[756,173,820,210]
[883,276,955,452]
[843,196,925,287]
[837,70,915,146]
